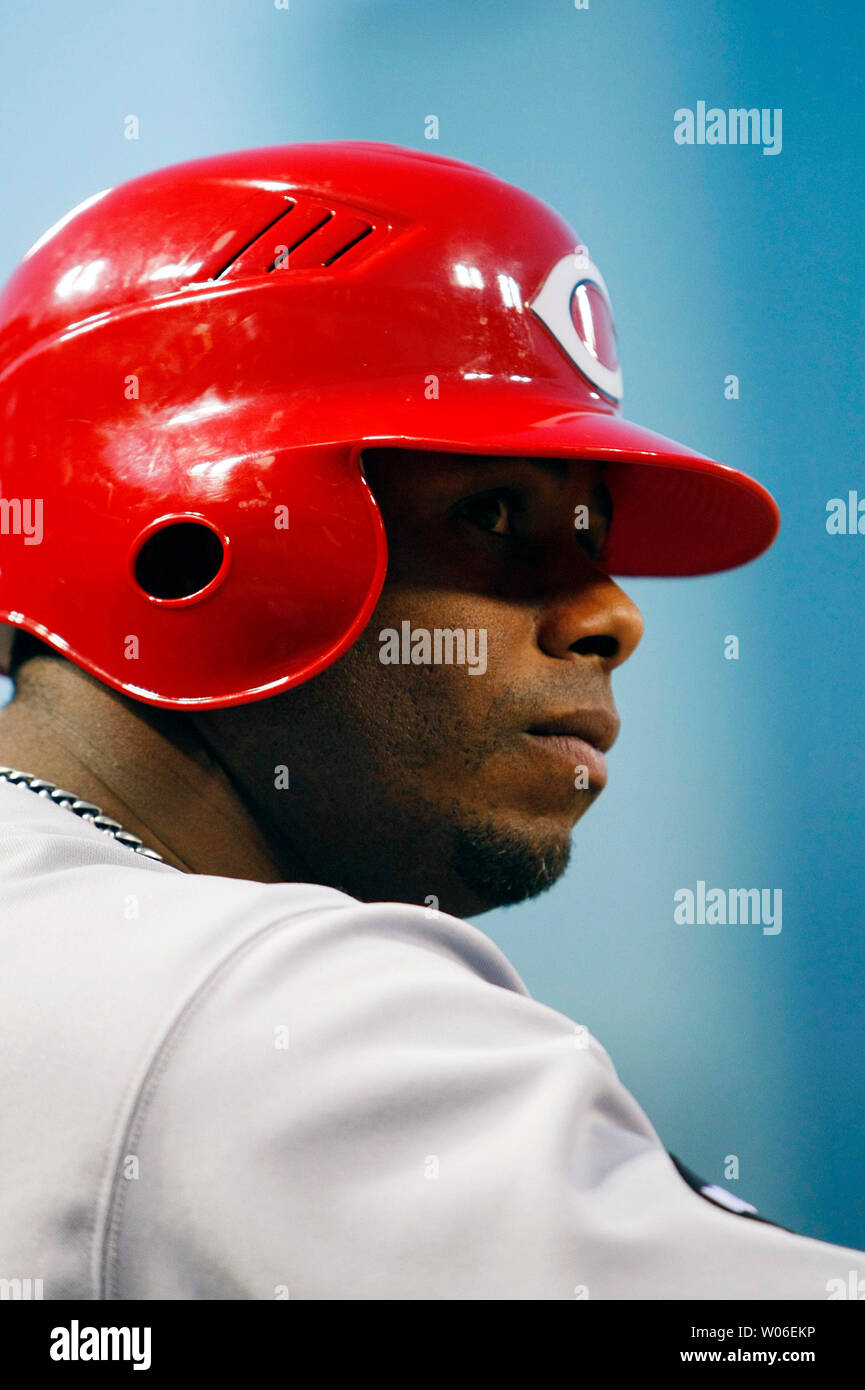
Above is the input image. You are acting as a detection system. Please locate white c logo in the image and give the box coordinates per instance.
[528,249,624,403]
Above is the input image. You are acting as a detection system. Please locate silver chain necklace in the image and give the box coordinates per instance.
[0,766,165,862]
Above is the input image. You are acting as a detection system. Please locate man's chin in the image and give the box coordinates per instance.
[450,819,572,913]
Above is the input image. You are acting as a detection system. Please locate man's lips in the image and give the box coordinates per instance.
[523,708,620,788]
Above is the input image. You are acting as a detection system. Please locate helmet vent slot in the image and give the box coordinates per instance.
[213,196,378,278]
[322,222,374,266]
[210,202,298,279]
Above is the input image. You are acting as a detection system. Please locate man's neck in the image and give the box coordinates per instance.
[0,657,288,881]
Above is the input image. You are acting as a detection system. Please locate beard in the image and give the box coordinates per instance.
[246,648,586,912]
[451,818,572,910]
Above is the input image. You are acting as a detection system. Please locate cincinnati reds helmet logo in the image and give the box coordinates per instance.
[528,247,623,403]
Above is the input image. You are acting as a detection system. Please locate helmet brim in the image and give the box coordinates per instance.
[355,390,779,578]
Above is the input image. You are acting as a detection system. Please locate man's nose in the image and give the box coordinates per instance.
[535,570,644,671]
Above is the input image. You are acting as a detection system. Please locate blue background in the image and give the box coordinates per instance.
[1,0,863,1248]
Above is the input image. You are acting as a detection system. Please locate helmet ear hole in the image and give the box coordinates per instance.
[133,520,226,601]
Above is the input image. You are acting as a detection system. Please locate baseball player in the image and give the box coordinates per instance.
[0,142,861,1300]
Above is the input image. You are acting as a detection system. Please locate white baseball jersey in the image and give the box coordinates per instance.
[1,781,862,1300]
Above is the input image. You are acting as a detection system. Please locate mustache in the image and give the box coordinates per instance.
[480,681,618,745]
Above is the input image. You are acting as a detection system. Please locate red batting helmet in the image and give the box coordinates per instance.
[0,142,779,708]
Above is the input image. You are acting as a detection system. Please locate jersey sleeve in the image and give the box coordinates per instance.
[101,896,865,1299]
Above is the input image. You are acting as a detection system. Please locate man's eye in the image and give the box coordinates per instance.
[456,491,516,536]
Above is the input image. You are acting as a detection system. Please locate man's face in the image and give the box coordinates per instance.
[197,450,643,915]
